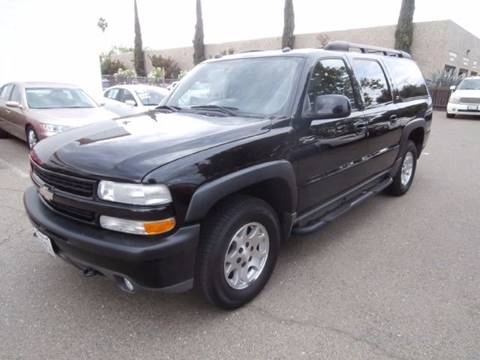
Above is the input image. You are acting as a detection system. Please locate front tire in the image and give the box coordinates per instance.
[195,195,280,310]
[446,112,455,118]
[26,127,39,150]
[386,140,418,196]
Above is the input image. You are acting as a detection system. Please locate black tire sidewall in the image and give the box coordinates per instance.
[201,199,280,308]
[397,142,417,193]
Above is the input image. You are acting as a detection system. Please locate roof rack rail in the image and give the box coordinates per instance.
[323,41,411,59]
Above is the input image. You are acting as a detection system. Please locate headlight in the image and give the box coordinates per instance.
[40,123,70,134]
[449,96,460,104]
[97,181,172,206]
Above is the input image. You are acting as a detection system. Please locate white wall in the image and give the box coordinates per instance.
[0,0,103,99]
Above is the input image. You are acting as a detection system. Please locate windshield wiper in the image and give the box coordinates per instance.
[189,105,239,116]
[153,105,182,113]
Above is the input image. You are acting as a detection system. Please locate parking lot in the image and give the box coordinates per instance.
[1,111,479,359]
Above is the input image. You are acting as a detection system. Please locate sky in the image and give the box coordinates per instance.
[93,0,480,51]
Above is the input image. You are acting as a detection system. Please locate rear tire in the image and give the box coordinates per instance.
[195,195,280,310]
[386,140,418,196]
[446,112,455,118]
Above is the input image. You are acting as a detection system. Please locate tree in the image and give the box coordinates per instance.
[394,0,415,53]
[282,0,295,49]
[97,17,108,32]
[193,0,205,65]
[149,55,182,79]
[134,0,146,76]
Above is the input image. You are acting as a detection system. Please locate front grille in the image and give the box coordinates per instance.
[460,97,480,104]
[32,164,95,198]
[50,202,96,222]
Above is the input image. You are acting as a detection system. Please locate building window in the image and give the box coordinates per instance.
[443,65,456,77]
[458,68,469,78]
[471,71,478,77]
[449,52,458,62]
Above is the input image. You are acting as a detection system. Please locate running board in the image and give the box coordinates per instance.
[293,177,393,235]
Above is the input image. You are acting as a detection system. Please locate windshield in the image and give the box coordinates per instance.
[458,79,480,90]
[166,57,303,117]
[135,88,167,106]
[25,87,97,109]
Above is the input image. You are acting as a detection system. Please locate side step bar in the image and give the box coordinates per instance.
[293,177,393,235]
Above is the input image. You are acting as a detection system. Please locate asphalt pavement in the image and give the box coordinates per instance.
[1,111,480,360]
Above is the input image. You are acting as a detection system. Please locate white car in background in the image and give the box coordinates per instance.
[447,76,480,118]
[103,84,169,116]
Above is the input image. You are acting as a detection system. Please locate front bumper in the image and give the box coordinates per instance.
[23,186,200,293]
[447,103,480,116]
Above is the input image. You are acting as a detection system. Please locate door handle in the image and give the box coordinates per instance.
[353,121,367,131]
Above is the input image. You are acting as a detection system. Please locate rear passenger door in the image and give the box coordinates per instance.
[6,85,28,139]
[351,58,401,176]
[0,83,15,135]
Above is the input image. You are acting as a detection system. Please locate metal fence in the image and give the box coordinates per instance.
[102,76,177,90]
[429,87,451,110]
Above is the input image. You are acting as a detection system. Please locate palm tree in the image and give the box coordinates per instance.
[395,0,415,53]
[193,0,205,65]
[134,0,146,76]
[282,0,295,49]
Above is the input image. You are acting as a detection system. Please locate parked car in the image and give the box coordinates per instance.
[0,82,116,149]
[24,42,432,309]
[103,84,169,116]
[447,76,480,118]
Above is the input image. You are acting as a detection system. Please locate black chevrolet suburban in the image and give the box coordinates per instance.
[24,42,432,309]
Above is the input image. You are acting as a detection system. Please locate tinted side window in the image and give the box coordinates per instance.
[384,58,428,99]
[305,58,356,110]
[352,59,392,107]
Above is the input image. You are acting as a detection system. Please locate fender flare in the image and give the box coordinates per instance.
[184,160,297,223]
[400,118,426,155]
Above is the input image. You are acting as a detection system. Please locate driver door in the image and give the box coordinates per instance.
[294,58,369,212]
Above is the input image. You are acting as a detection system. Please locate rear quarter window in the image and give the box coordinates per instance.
[383,58,428,99]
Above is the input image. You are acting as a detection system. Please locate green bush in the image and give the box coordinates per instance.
[101,57,125,75]
[148,67,166,81]
[149,55,181,79]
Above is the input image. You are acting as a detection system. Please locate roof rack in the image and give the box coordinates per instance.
[323,41,411,59]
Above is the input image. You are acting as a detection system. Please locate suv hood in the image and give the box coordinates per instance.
[452,89,480,99]
[32,112,271,181]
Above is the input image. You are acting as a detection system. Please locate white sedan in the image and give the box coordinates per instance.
[447,76,480,118]
[103,84,169,116]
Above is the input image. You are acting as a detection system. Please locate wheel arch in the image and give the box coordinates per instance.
[401,118,426,159]
[184,160,297,239]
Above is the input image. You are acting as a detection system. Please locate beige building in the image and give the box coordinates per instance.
[114,20,480,81]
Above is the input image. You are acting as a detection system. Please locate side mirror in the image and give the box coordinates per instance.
[449,85,456,91]
[304,94,351,121]
[6,101,23,110]
[125,99,136,107]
